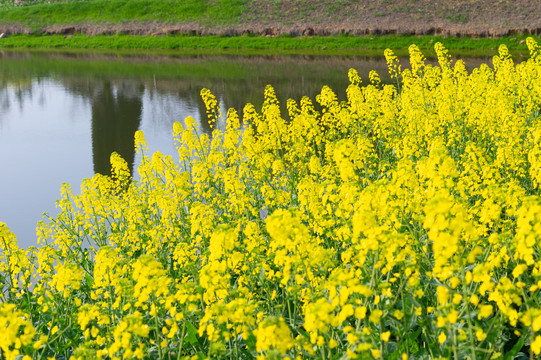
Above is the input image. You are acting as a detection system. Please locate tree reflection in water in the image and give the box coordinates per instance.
[91,80,143,176]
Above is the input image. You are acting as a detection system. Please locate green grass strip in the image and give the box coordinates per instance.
[0,34,539,54]
[0,0,247,30]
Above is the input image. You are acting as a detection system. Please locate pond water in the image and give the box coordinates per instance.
[0,50,496,248]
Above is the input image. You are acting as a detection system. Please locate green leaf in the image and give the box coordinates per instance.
[185,320,199,346]
[244,331,257,350]
[503,337,524,360]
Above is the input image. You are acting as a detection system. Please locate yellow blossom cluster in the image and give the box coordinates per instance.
[1,38,541,359]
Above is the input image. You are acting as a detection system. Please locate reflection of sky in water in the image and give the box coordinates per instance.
[0,80,93,247]
[134,91,227,172]
[135,90,199,171]
[0,81,204,248]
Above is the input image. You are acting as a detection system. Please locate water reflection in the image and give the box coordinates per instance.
[91,81,143,176]
[0,50,502,247]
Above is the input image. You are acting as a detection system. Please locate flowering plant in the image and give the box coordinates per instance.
[1,38,541,359]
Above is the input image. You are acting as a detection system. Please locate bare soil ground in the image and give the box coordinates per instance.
[238,0,541,37]
[1,0,540,37]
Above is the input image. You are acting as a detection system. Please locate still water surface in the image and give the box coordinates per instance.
[0,50,494,247]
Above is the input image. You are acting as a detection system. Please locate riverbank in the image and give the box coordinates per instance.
[0,0,540,37]
[0,0,540,53]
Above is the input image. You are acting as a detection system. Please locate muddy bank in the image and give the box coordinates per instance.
[1,21,540,39]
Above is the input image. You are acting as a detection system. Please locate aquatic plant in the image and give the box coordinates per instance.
[1,38,541,359]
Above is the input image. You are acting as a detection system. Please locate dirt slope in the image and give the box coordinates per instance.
[238,0,541,37]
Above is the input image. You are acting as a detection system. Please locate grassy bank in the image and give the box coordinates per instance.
[0,0,246,30]
[1,0,540,36]
[1,33,539,54]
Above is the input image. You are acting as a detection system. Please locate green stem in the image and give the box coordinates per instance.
[154,308,164,359]
[177,321,186,360]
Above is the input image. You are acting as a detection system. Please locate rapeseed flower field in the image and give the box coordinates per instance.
[1,38,541,359]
